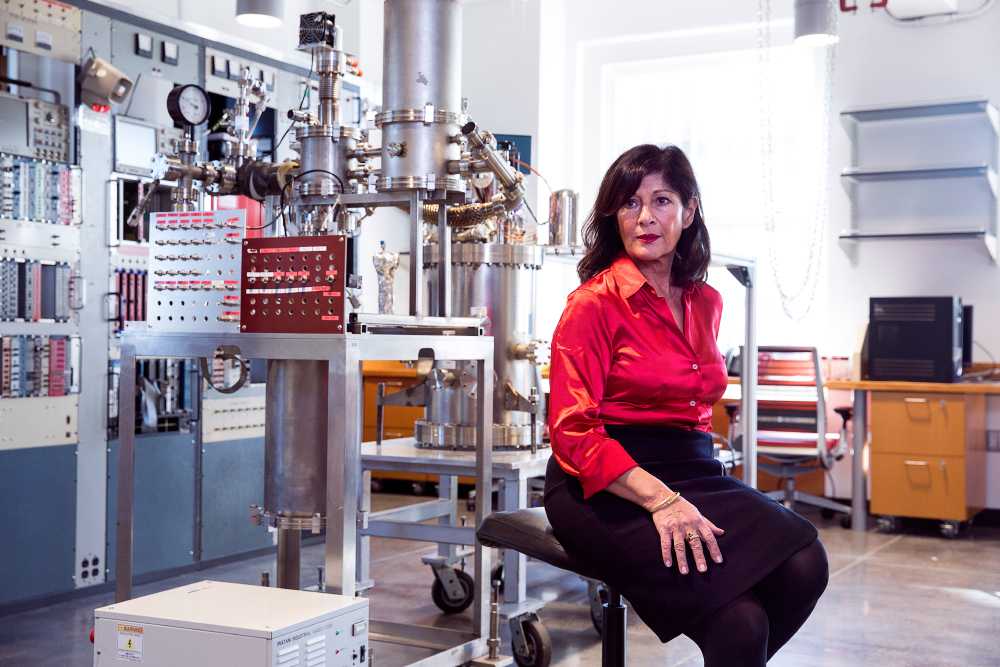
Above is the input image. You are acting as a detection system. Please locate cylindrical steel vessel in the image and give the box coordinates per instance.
[548,189,581,248]
[420,243,546,449]
[294,126,359,198]
[293,126,360,233]
[378,0,464,192]
[264,359,329,515]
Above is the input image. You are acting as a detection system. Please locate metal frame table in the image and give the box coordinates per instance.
[357,439,551,619]
[115,330,497,666]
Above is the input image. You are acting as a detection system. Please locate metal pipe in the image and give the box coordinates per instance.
[316,46,341,127]
[276,529,302,589]
[851,389,868,531]
[349,146,382,160]
[264,360,329,517]
[462,122,524,210]
[742,267,758,488]
[487,581,500,660]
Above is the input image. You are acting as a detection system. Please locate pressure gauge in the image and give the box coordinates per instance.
[166,84,211,126]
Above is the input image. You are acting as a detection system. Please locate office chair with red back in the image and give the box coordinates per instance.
[735,347,852,518]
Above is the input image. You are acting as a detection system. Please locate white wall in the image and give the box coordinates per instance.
[828,8,1000,358]
[461,0,543,219]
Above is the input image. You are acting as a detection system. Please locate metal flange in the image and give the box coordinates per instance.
[423,242,545,268]
[413,420,549,451]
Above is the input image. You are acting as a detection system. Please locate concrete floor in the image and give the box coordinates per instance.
[2,496,999,667]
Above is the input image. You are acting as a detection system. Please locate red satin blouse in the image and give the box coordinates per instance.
[549,254,728,498]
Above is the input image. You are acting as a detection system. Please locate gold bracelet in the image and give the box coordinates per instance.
[648,491,681,514]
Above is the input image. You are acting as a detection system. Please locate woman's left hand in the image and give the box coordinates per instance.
[606,466,724,574]
[651,497,724,575]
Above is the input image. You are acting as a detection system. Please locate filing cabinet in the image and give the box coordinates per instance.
[870,391,986,526]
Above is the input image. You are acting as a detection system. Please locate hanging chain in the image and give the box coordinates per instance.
[758,0,837,321]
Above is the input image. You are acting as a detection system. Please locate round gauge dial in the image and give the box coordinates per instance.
[166,84,211,126]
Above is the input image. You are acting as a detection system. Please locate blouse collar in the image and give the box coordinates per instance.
[609,253,694,300]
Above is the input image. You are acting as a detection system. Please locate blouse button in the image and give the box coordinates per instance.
[689,400,696,407]
[692,363,698,370]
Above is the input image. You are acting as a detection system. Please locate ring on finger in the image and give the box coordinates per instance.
[685,532,700,545]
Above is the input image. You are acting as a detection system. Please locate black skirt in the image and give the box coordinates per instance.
[543,424,819,643]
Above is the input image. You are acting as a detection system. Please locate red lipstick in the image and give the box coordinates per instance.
[637,234,658,243]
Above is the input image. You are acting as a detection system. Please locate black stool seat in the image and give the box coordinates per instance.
[477,508,602,580]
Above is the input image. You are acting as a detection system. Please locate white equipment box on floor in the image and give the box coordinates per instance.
[93,580,369,667]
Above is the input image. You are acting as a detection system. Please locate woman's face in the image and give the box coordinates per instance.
[616,172,697,269]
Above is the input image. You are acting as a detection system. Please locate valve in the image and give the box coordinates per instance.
[513,340,550,367]
[288,109,317,125]
[428,368,456,391]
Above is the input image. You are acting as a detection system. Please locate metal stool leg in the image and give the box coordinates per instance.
[602,587,626,667]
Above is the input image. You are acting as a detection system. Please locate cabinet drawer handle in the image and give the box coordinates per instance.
[903,460,929,466]
[903,398,928,403]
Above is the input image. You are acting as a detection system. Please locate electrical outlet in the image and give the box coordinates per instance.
[987,430,1000,452]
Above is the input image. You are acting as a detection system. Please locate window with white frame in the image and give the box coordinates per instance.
[601,45,829,354]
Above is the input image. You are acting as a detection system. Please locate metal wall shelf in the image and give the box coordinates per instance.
[841,164,998,197]
[841,100,999,128]
[837,228,998,263]
[839,100,999,265]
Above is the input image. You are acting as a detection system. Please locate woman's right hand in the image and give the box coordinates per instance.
[651,497,724,575]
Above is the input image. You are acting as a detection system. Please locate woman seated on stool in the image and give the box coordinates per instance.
[544,144,829,667]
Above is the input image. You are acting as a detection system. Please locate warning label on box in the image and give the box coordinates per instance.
[117,624,143,661]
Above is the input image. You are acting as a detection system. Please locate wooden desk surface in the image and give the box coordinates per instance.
[825,380,1000,394]
[362,360,418,378]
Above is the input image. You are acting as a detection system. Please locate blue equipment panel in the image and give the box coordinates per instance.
[106,432,195,579]
[0,445,77,604]
[201,436,273,559]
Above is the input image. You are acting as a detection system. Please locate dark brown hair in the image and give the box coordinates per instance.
[577,144,711,285]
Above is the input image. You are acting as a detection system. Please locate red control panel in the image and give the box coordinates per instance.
[240,235,348,333]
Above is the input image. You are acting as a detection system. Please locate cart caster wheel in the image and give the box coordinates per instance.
[877,515,900,533]
[431,569,475,614]
[840,515,852,529]
[589,584,608,636]
[512,619,551,667]
[411,481,427,496]
[370,478,384,493]
[940,521,960,539]
[820,508,835,520]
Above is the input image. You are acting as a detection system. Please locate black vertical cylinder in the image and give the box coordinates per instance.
[602,587,627,667]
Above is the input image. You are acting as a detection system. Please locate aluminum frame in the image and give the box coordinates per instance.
[114,330,495,659]
[358,439,550,616]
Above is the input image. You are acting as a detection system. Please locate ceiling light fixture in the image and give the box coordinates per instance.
[236,0,284,29]
[794,0,839,46]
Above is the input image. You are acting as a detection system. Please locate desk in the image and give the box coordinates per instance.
[826,380,1000,534]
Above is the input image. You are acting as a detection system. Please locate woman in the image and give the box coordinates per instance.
[545,144,828,666]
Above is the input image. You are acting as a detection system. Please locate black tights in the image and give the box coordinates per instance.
[684,539,829,666]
